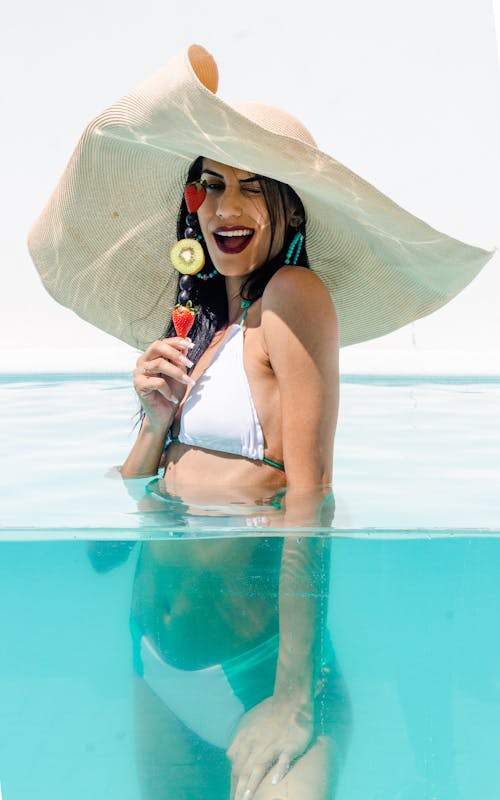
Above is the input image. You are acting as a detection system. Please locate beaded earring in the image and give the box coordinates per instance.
[170,180,219,280]
[182,212,218,281]
[184,213,219,281]
[284,231,305,265]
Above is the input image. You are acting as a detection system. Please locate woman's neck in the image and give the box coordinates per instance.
[225,276,247,325]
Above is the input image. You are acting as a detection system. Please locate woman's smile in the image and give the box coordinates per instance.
[213,226,255,254]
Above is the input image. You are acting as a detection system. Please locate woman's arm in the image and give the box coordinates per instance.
[265,265,338,712]
[120,415,172,478]
[120,336,194,478]
[264,265,339,488]
[229,267,339,799]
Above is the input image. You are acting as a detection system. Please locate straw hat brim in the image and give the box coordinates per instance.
[28,44,494,349]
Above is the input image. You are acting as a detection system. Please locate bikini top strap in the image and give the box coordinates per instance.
[239,299,252,328]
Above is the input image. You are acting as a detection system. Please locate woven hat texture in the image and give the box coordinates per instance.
[28,44,494,349]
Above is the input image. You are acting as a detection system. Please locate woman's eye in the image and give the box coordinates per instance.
[203,181,261,194]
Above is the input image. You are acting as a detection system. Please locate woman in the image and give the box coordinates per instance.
[28,44,493,800]
[122,155,338,490]
[120,155,341,799]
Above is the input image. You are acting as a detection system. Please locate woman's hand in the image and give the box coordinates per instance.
[134,336,195,428]
[227,692,314,800]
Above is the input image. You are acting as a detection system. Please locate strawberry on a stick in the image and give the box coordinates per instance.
[172,301,198,338]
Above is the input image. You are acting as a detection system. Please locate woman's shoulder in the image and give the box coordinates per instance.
[262,266,337,326]
[260,265,339,383]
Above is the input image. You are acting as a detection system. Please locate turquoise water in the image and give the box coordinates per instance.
[0,376,499,799]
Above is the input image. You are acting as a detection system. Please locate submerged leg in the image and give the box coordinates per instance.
[251,735,335,800]
[133,673,231,800]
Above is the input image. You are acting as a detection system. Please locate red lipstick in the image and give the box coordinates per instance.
[213,226,254,254]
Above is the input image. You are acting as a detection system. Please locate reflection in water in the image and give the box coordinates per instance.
[87,482,351,799]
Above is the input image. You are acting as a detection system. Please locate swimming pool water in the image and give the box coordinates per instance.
[0,376,499,799]
[1,374,499,535]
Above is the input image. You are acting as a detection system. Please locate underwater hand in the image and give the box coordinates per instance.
[227,693,314,800]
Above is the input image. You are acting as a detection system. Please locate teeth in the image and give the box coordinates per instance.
[216,229,253,237]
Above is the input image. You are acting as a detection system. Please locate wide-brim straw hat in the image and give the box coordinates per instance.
[28,44,494,349]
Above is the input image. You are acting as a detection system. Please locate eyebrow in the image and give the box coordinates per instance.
[201,169,261,184]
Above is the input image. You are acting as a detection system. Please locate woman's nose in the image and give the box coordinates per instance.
[216,187,242,219]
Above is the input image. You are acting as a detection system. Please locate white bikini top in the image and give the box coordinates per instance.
[175,322,265,461]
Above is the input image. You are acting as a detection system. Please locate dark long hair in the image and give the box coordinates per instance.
[165,157,309,365]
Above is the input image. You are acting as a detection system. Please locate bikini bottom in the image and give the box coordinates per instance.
[131,621,338,750]
[133,629,279,749]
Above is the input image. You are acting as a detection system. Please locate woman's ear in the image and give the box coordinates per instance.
[289,214,305,229]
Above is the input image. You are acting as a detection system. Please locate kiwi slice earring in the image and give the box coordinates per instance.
[170,237,205,275]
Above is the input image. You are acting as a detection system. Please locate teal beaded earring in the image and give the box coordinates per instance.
[284,232,305,265]
[196,261,219,281]
[185,213,219,280]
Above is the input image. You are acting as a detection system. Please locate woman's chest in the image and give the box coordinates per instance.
[174,323,279,447]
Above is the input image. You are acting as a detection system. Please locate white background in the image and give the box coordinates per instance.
[2,0,499,373]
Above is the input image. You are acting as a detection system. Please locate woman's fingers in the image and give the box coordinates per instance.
[136,359,195,387]
[227,727,252,761]
[138,351,190,373]
[228,746,250,781]
[136,337,195,388]
[228,738,253,781]
[141,337,193,365]
[234,746,279,800]
[269,750,293,785]
[134,375,180,404]
[233,743,297,799]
